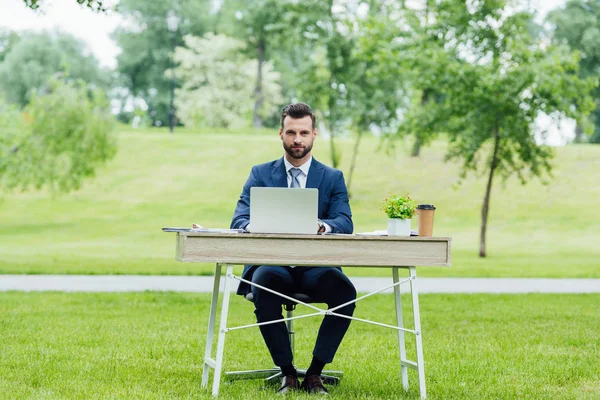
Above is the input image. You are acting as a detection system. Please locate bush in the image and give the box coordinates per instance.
[0,100,26,185]
[1,77,117,193]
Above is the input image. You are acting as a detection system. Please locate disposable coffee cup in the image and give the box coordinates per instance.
[417,204,436,237]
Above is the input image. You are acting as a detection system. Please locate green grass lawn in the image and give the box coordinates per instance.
[0,292,598,399]
[1,128,599,277]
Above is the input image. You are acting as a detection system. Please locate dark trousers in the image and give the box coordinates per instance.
[251,266,357,366]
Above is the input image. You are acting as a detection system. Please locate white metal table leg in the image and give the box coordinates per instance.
[393,267,409,391]
[212,264,234,396]
[202,263,222,388]
[409,266,427,399]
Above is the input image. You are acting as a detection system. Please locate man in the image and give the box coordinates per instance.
[230,103,357,394]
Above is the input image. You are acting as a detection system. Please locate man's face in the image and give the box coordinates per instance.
[280,115,317,162]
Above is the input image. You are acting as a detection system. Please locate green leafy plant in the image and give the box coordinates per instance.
[0,77,116,194]
[382,194,417,219]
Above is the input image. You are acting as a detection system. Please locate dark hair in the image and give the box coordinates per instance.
[280,103,316,130]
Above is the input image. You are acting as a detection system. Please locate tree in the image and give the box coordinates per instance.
[344,1,412,192]
[218,0,378,170]
[379,0,441,158]
[0,31,107,107]
[0,77,116,193]
[298,29,356,170]
[274,0,361,169]
[547,0,600,143]
[428,3,595,257]
[173,33,283,129]
[112,0,213,127]
[244,0,406,186]
[218,0,290,128]
[365,0,596,257]
[22,0,107,12]
[0,30,20,64]
[282,0,410,190]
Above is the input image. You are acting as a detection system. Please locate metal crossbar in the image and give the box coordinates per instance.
[202,264,427,399]
[225,273,416,333]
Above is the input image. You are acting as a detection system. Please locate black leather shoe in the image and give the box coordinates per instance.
[301,375,329,395]
[277,375,300,394]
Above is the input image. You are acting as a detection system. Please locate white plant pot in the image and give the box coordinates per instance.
[387,218,411,236]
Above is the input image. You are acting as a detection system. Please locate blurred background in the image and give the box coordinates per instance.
[0,0,599,278]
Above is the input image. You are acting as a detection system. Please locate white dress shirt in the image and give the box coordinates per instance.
[283,156,311,188]
[283,156,331,234]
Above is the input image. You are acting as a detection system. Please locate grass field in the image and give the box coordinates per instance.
[0,292,598,399]
[1,128,599,277]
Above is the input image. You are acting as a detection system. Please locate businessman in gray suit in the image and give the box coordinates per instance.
[231,103,357,394]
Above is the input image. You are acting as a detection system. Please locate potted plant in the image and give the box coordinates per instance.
[382,194,417,236]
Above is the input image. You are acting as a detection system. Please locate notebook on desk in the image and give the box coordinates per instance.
[250,187,318,234]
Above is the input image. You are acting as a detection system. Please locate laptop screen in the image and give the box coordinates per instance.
[250,187,318,234]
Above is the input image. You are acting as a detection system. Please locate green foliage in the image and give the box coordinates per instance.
[0,30,20,64]
[0,102,23,182]
[358,0,597,256]
[112,0,213,126]
[22,0,107,12]
[276,1,410,167]
[382,193,417,220]
[548,0,600,142]
[354,3,426,136]
[0,78,116,193]
[0,30,107,107]
[173,33,283,129]
[218,0,287,48]
[277,1,368,168]
[217,0,292,128]
[438,14,595,184]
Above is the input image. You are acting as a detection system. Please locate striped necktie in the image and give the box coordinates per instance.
[289,168,302,188]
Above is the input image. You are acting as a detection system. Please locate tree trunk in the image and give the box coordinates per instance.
[574,120,584,143]
[213,4,222,34]
[480,127,501,257]
[252,38,265,128]
[346,128,364,198]
[411,90,430,157]
[328,125,338,169]
[411,137,422,157]
[326,95,340,169]
[147,100,157,127]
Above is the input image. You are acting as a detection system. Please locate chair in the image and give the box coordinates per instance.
[224,292,343,386]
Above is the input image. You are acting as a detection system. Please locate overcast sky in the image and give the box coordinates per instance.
[0,0,122,68]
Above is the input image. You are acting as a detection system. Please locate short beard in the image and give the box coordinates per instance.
[284,142,312,159]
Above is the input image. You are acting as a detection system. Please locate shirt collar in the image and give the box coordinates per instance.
[284,156,312,176]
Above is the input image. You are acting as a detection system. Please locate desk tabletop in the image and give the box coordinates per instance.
[178,231,450,241]
[173,232,451,267]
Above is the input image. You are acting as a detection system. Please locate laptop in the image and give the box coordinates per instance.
[250,187,318,234]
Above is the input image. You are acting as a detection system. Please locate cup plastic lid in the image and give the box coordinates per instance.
[417,204,436,210]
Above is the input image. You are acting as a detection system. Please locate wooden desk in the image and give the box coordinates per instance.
[172,232,451,399]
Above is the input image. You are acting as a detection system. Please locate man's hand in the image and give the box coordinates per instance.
[317,220,325,234]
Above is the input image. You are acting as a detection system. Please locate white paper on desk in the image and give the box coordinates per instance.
[356,230,388,236]
[191,228,245,233]
[356,230,419,236]
[162,227,244,233]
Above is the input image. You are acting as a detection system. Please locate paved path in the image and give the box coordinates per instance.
[1,275,599,293]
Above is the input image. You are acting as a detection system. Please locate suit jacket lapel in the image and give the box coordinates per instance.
[271,157,288,187]
[306,158,324,189]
